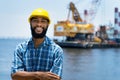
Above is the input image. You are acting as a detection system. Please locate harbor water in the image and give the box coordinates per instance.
[0,38,120,80]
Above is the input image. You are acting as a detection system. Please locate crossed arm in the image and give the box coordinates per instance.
[11,71,60,80]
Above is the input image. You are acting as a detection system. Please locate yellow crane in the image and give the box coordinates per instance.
[54,2,94,41]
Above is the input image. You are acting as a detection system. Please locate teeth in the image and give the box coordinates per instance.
[36,27,42,30]
[35,27,43,33]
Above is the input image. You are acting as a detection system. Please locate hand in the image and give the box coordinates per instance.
[36,72,60,80]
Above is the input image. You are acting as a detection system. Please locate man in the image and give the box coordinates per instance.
[11,8,63,80]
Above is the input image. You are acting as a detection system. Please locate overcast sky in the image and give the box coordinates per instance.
[0,0,120,38]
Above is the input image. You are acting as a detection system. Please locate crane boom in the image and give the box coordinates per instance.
[69,2,82,22]
[88,0,102,21]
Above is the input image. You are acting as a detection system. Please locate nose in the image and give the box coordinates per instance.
[37,22,42,26]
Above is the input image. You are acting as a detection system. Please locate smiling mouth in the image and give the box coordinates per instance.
[35,27,43,34]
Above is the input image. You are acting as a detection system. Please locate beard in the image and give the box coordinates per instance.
[30,26,48,39]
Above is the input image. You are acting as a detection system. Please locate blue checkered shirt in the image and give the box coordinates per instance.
[11,36,63,78]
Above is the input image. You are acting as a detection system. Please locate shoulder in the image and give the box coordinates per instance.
[46,37,62,49]
[45,37,63,54]
[15,38,31,52]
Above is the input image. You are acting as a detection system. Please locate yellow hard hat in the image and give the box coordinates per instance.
[28,8,50,24]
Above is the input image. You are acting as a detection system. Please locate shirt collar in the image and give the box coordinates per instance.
[28,36,53,48]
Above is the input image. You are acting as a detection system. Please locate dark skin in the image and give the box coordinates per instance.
[11,17,61,80]
[12,71,60,80]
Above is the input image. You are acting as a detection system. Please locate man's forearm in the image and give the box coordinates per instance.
[11,71,39,80]
[11,71,60,80]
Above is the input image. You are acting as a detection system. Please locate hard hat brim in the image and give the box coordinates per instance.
[28,15,50,24]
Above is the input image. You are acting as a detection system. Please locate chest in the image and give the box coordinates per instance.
[22,47,55,71]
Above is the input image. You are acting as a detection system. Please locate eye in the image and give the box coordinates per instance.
[32,19,39,23]
[41,20,47,23]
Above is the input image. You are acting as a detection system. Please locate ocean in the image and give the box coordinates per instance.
[0,38,120,80]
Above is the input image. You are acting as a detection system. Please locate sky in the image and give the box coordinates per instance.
[0,0,120,39]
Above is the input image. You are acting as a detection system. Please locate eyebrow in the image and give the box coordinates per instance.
[31,17,49,22]
[32,17,46,20]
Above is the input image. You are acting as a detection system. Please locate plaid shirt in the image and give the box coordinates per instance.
[11,36,63,78]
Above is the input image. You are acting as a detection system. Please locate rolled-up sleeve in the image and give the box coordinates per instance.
[50,47,63,78]
[11,45,24,74]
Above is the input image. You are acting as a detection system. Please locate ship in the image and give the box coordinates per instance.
[53,2,120,48]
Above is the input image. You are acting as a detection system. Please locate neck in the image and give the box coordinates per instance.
[33,37,45,48]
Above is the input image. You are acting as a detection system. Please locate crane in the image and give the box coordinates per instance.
[54,2,94,41]
[89,0,109,42]
[67,2,82,22]
[88,0,102,22]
